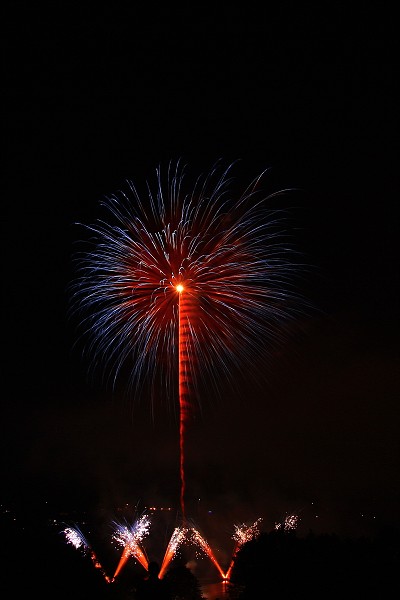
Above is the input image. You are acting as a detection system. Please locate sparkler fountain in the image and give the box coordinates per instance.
[62,515,270,587]
[111,514,151,579]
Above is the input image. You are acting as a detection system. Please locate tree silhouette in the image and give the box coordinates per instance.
[228,528,400,599]
[163,564,204,600]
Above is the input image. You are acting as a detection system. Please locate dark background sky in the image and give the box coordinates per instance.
[3,1,398,551]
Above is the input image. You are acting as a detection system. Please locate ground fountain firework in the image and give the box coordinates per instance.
[111,514,151,578]
[62,514,267,586]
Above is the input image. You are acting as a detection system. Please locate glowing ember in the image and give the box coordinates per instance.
[275,513,299,531]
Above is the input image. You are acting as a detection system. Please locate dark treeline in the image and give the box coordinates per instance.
[228,528,400,598]
[2,504,400,599]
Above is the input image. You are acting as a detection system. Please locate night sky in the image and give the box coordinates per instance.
[3,2,398,551]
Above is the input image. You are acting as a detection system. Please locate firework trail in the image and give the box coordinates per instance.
[158,526,189,579]
[225,518,262,580]
[191,527,226,579]
[63,526,111,582]
[177,284,191,521]
[111,514,151,579]
[70,160,307,519]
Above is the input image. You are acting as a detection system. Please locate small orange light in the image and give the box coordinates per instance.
[176,284,184,293]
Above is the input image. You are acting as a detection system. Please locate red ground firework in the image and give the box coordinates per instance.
[70,159,307,519]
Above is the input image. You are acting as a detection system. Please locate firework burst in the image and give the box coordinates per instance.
[70,159,308,519]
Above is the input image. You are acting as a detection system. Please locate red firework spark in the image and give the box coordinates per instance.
[70,159,307,519]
